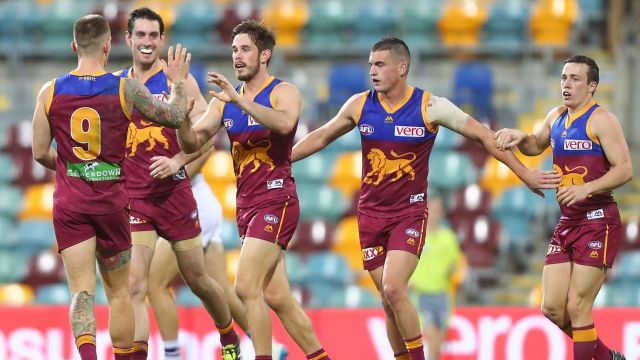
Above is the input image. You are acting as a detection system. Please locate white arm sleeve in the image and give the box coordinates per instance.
[425,95,470,134]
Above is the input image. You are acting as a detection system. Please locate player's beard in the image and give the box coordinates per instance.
[237,56,260,82]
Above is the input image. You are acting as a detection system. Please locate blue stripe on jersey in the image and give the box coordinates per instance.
[358,88,436,143]
[222,78,282,133]
[551,103,603,156]
[53,73,121,96]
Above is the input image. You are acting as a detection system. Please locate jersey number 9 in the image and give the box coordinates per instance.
[70,107,101,161]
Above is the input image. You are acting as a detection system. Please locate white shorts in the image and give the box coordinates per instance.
[190,173,222,247]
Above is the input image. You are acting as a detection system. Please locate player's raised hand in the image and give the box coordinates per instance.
[208,71,240,104]
[495,128,527,151]
[521,168,562,197]
[162,44,191,83]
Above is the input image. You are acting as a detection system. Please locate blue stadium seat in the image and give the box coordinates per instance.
[35,283,71,305]
[284,251,307,286]
[485,0,527,53]
[453,62,494,120]
[0,250,29,283]
[428,151,477,191]
[309,284,379,308]
[0,155,19,183]
[613,250,640,281]
[221,219,240,250]
[325,128,362,153]
[401,1,443,50]
[433,127,464,152]
[0,0,41,51]
[352,1,397,48]
[604,281,640,307]
[176,286,202,307]
[0,215,17,249]
[16,220,55,250]
[327,63,369,111]
[297,184,347,221]
[292,152,337,184]
[304,0,352,48]
[305,251,355,286]
[40,0,92,52]
[170,0,219,54]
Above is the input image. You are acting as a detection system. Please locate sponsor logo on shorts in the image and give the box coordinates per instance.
[406,238,416,246]
[267,179,284,189]
[564,139,593,151]
[190,210,198,220]
[410,193,424,203]
[264,224,274,232]
[405,228,420,237]
[394,126,425,138]
[223,119,234,128]
[264,214,280,224]
[588,241,603,250]
[587,209,604,220]
[547,244,562,255]
[359,124,374,136]
[362,246,384,261]
[129,216,147,225]
[173,169,187,181]
[590,250,600,258]
[248,116,259,126]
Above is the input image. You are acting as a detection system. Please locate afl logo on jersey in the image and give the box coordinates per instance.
[359,124,374,136]
[223,119,234,129]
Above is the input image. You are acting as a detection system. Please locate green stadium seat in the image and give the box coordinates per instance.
[304,0,353,49]
[16,220,55,250]
[297,184,347,221]
[221,219,240,250]
[35,283,71,305]
[0,215,17,249]
[170,0,219,54]
[401,1,443,50]
[0,155,19,184]
[40,0,92,52]
[176,286,202,307]
[305,251,355,286]
[292,152,337,184]
[0,250,29,283]
[352,1,397,48]
[428,150,477,190]
[284,251,307,286]
[485,0,528,53]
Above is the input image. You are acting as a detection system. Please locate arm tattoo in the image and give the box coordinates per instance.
[125,79,187,129]
[97,248,131,272]
[70,291,96,338]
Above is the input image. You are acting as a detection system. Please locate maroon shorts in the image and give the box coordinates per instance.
[236,196,299,249]
[358,211,428,271]
[53,205,131,257]
[545,221,621,268]
[129,186,201,241]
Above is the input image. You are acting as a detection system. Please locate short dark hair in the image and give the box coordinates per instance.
[74,14,110,55]
[372,37,411,62]
[565,55,599,85]
[232,20,276,65]
[127,7,164,35]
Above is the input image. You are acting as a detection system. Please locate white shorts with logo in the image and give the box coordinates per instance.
[191,173,222,247]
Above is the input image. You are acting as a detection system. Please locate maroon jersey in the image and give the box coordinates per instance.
[221,76,297,208]
[47,71,130,214]
[550,101,620,225]
[118,66,189,198]
[356,87,437,217]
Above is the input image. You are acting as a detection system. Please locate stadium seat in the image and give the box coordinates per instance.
[40,0,93,52]
[428,151,477,191]
[306,251,356,286]
[308,284,379,308]
[448,183,493,218]
[92,1,128,44]
[94,283,109,306]
[297,184,347,221]
[612,250,640,282]
[604,281,640,307]
[202,150,235,184]
[0,0,40,51]
[292,151,337,184]
[401,1,442,50]
[225,248,241,284]
[34,283,70,305]
[23,249,66,288]
[170,0,219,53]
[130,0,178,33]
[491,185,543,238]
[0,250,30,283]
[16,220,55,251]
[221,219,241,250]
[0,283,34,306]
[621,219,640,251]
[352,1,397,48]
[438,0,488,47]
[289,220,336,253]
[0,154,19,183]
[0,215,17,249]
[453,62,494,120]
[262,0,309,47]
[19,183,54,220]
[456,137,489,169]
[304,0,352,48]
[175,285,202,307]
[327,63,369,112]
[284,251,307,286]
[325,128,362,153]
[484,0,527,53]
[216,1,260,44]
[433,127,464,152]
[451,215,500,269]
[530,0,578,47]
[208,182,237,220]
[0,184,23,217]
[329,151,361,199]
[479,153,540,198]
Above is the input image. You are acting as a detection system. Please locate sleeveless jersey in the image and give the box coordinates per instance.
[118,66,189,198]
[221,76,297,208]
[550,101,619,224]
[47,71,130,214]
[356,87,437,217]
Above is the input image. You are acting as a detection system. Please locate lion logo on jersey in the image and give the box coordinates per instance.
[126,120,169,157]
[364,148,417,185]
[231,140,275,176]
[553,164,588,186]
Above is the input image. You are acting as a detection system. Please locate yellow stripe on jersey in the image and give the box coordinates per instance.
[354,91,369,125]
[603,224,609,266]
[585,110,601,145]
[119,77,132,120]
[421,91,438,133]
[45,78,56,116]
[564,100,597,129]
[378,86,414,114]
[275,198,290,241]
[241,75,275,101]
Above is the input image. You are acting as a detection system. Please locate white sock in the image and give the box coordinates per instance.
[164,339,181,360]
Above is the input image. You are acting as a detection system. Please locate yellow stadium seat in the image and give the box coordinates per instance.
[19,183,54,220]
[530,0,577,47]
[328,151,361,199]
[208,181,237,220]
[202,150,235,184]
[130,0,178,32]
[262,0,309,47]
[438,0,488,47]
[0,283,35,305]
[332,216,359,253]
[479,151,543,198]
[225,248,241,284]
